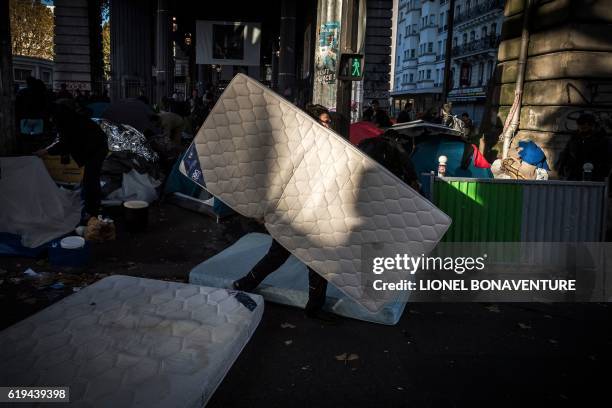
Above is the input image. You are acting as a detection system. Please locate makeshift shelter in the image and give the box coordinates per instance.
[0,156,81,252]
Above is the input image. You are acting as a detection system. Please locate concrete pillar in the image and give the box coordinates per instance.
[110,0,153,101]
[362,0,392,110]
[278,0,297,100]
[87,0,104,95]
[155,0,173,105]
[0,0,15,155]
[312,0,342,109]
[53,0,94,91]
[488,0,612,169]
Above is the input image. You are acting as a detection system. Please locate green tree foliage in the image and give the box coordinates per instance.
[9,0,54,60]
[102,22,110,80]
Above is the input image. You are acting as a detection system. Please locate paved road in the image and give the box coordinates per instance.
[1,203,610,407]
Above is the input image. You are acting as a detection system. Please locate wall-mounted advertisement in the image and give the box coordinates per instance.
[196,21,261,66]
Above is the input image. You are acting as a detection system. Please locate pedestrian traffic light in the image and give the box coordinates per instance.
[337,53,364,81]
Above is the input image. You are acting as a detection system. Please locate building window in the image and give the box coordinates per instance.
[439,13,444,26]
[478,62,484,85]
[426,69,431,79]
[411,49,415,58]
[487,60,494,80]
[430,15,435,25]
[409,73,414,82]
[428,42,433,53]
[41,70,51,84]
[14,68,32,81]
[491,22,497,35]
[462,33,468,44]
[460,63,471,87]
[470,30,476,41]
[482,26,488,38]
[405,26,409,36]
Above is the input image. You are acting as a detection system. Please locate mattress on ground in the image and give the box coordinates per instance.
[180,74,451,313]
[190,233,407,325]
[0,275,263,408]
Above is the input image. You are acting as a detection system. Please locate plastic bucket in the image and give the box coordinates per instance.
[124,200,149,232]
[49,240,89,268]
[60,236,85,249]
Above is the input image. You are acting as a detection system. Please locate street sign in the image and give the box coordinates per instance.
[337,53,364,81]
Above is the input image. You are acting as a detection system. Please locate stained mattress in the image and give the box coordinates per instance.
[0,275,263,408]
[190,233,408,325]
[181,74,451,313]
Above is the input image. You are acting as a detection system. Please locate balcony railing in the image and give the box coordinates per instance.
[454,0,505,25]
[452,35,501,57]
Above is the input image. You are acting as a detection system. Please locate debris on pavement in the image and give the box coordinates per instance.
[281,322,296,329]
[335,353,359,363]
[23,268,41,278]
[485,305,501,313]
[518,322,532,329]
[284,340,293,346]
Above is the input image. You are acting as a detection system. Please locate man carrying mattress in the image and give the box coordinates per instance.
[233,104,336,323]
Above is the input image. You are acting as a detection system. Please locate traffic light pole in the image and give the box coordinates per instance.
[335,0,360,139]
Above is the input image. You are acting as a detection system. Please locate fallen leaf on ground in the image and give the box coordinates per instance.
[518,322,532,329]
[280,322,296,329]
[284,340,293,346]
[485,305,500,313]
[335,353,359,363]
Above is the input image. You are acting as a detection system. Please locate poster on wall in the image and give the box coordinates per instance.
[315,21,340,84]
[196,21,261,66]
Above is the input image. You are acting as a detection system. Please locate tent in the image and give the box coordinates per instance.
[101,98,158,133]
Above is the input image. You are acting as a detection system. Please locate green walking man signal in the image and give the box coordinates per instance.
[338,53,364,81]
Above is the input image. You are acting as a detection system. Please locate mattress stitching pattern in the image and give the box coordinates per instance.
[182,74,452,312]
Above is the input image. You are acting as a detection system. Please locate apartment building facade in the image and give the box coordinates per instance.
[391,0,504,128]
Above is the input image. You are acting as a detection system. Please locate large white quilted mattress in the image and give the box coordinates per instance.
[181,74,451,313]
[189,233,408,325]
[0,275,264,407]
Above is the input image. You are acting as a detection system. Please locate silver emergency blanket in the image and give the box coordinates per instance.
[93,118,159,162]
[181,74,451,312]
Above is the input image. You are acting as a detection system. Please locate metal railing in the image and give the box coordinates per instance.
[452,35,501,57]
[454,0,505,25]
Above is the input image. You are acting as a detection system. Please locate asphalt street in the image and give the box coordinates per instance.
[1,203,610,407]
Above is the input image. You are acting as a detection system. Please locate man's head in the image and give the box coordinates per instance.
[576,113,596,135]
[371,99,380,110]
[306,104,332,128]
[461,112,469,120]
[404,102,412,111]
